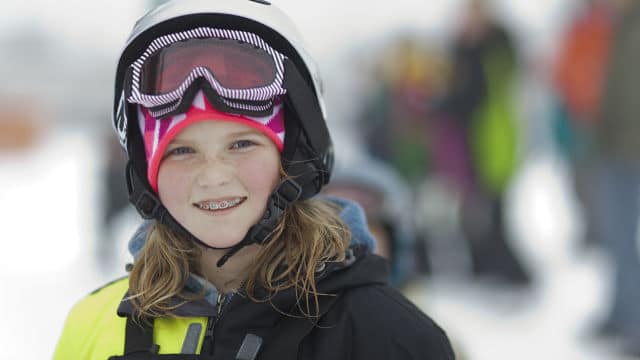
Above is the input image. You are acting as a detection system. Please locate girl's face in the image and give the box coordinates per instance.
[157,120,281,248]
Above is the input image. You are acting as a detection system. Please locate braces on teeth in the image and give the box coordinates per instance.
[198,198,242,210]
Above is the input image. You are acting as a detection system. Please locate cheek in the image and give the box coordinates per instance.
[238,152,281,193]
[157,163,192,201]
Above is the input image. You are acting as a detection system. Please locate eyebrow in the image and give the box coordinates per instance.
[170,128,266,143]
[225,129,266,138]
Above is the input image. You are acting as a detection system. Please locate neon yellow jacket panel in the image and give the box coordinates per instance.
[53,277,208,360]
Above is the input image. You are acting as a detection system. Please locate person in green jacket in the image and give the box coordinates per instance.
[53,1,454,359]
[444,0,529,286]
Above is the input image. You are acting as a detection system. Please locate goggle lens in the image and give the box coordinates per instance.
[140,38,277,95]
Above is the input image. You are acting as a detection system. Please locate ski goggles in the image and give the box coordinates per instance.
[126,27,288,118]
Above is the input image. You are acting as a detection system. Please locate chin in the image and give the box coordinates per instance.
[198,231,247,249]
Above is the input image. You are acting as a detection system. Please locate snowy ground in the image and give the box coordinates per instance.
[0,126,635,359]
[403,154,638,360]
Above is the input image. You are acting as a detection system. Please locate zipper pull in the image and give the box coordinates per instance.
[217,292,226,316]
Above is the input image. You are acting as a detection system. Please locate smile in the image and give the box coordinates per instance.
[194,197,246,211]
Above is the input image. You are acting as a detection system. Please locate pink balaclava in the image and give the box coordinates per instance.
[137,90,285,192]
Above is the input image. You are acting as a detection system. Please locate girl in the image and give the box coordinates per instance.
[54,1,454,359]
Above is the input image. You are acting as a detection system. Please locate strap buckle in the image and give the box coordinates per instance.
[126,162,162,219]
[250,179,301,245]
[273,178,302,209]
[133,191,162,219]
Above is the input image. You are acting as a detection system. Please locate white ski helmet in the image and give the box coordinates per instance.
[112,0,334,266]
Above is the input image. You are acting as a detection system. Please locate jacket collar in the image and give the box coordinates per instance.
[117,243,386,318]
[119,197,380,317]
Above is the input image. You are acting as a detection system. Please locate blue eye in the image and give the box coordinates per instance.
[166,146,194,157]
[231,140,256,150]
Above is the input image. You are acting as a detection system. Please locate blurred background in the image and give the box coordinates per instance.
[2,0,640,358]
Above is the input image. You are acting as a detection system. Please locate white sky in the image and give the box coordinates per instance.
[0,0,578,60]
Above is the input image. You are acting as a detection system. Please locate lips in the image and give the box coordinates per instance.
[194,197,246,211]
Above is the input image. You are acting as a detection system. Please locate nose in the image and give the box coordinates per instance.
[195,156,233,188]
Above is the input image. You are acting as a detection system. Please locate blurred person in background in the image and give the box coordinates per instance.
[441,0,529,287]
[54,0,454,359]
[356,35,452,277]
[551,0,614,250]
[358,35,450,186]
[590,0,640,353]
[322,152,419,288]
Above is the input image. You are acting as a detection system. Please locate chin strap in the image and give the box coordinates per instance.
[126,161,217,249]
[126,161,303,267]
[216,178,302,267]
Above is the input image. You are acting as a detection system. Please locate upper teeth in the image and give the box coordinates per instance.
[198,198,243,210]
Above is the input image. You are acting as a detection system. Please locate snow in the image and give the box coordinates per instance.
[406,153,623,359]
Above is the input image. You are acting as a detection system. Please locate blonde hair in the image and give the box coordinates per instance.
[127,197,350,319]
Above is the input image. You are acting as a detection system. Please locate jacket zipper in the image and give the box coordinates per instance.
[216,292,226,316]
[203,292,231,355]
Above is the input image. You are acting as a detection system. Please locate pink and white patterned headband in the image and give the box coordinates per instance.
[138,90,285,192]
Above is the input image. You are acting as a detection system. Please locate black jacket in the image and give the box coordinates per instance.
[294,247,455,360]
[112,245,454,360]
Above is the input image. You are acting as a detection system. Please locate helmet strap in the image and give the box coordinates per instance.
[216,178,302,267]
[218,60,335,266]
[282,59,333,187]
[126,161,233,251]
[126,160,304,267]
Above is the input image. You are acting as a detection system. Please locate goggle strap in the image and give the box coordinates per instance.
[114,90,128,150]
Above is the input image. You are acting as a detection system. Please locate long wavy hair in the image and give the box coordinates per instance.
[127,196,350,319]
